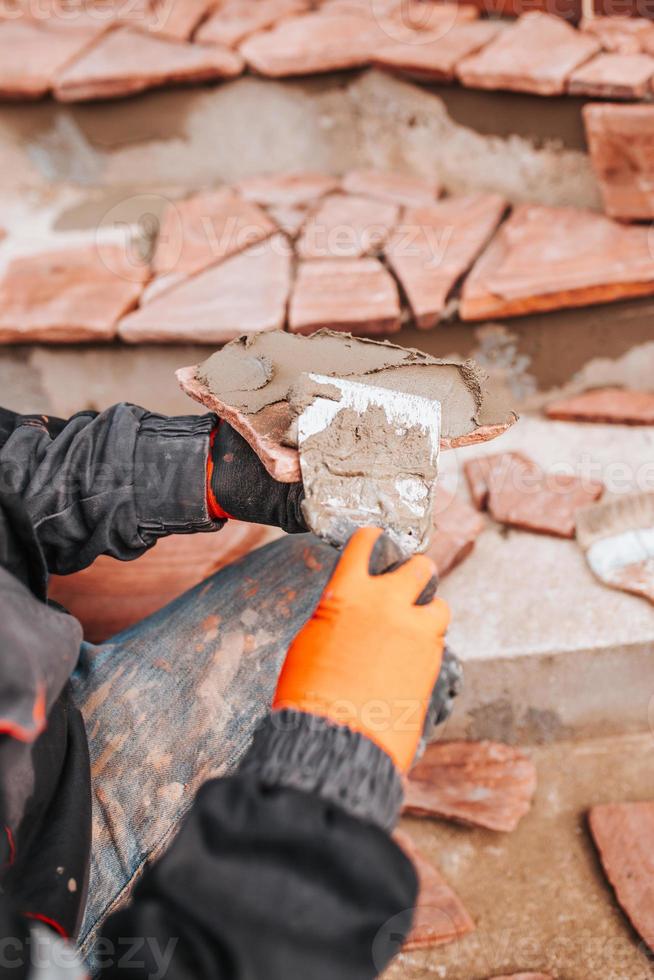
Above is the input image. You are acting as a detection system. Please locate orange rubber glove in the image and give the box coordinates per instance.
[273,527,450,773]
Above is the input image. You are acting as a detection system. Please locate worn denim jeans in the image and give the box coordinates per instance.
[70,534,338,962]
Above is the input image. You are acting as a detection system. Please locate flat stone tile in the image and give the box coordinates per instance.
[341,168,441,206]
[457,12,600,96]
[568,52,654,99]
[0,244,146,343]
[393,830,475,950]
[489,469,604,539]
[589,801,654,952]
[235,172,339,208]
[464,451,541,511]
[460,203,654,320]
[489,975,553,979]
[196,0,309,48]
[120,233,291,343]
[147,0,214,40]
[385,193,506,329]
[288,257,401,335]
[427,486,485,578]
[580,15,654,54]
[11,0,212,39]
[584,103,654,221]
[267,204,308,238]
[546,387,654,424]
[152,187,276,281]
[374,20,500,82]
[54,25,243,102]
[404,741,537,832]
[296,193,399,259]
[239,10,387,76]
[0,19,100,99]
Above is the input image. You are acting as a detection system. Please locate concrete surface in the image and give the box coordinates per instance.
[387,731,654,980]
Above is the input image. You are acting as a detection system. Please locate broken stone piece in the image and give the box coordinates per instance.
[179,330,518,482]
[489,474,604,538]
[546,387,654,425]
[152,188,276,280]
[393,830,475,950]
[427,486,485,578]
[580,15,654,54]
[464,452,540,511]
[267,205,308,239]
[54,26,243,102]
[197,0,309,48]
[289,258,402,335]
[0,19,100,98]
[460,203,654,320]
[568,52,654,99]
[374,20,500,82]
[120,234,291,343]
[0,244,146,343]
[341,169,441,207]
[589,801,654,952]
[457,12,600,96]
[404,740,537,832]
[296,193,399,260]
[385,193,506,330]
[239,10,386,76]
[235,172,339,208]
[584,103,654,221]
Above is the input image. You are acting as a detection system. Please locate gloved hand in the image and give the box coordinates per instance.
[208,420,307,533]
[272,527,450,773]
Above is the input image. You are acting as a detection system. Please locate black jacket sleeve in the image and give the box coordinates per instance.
[0,405,221,576]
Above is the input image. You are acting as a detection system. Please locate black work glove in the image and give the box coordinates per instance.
[209,420,307,533]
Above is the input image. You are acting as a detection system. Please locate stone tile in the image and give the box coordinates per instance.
[393,830,475,950]
[589,801,654,952]
[546,387,654,425]
[235,172,339,208]
[48,522,280,643]
[147,0,214,40]
[152,187,276,281]
[54,25,243,102]
[120,233,291,343]
[584,103,654,221]
[197,0,309,48]
[428,486,485,578]
[568,52,654,99]
[457,12,600,96]
[296,193,399,259]
[239,10,387,76]
[0,19,100,99]
[288,257,401,335]
[341,168,441,206]
[374,20,500,82]
[11,0,211,40]
[464,451,545,511]
[580,15,654,54]
[267,204,308,239]
[404,741,537,832]
[385,193,506,329]
[489,471,604,539]
[460,203,654,321]
[0,245,146,343]
[489,975,553,979]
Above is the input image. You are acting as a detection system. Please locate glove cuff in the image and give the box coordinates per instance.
[239,709,404,832]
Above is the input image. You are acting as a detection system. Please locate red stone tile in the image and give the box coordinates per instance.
[393,830,475,950]
[568,52,654,98]
[404,741,537,832]
[589,801,654,952]
[385,193,506,329]
[146,0,214,40]
[546,387,654,425]
[288,257,401,335]
[584,103,654,221]
[235,172,339,208]
[457,12,600,96]
[239,10,387,76]
[488,470,603,538]
[341,168,441,206]
[296,193,399,259]
[0,19,100,98]
[267,204,308,239]
[428,486,485,578]
[120,233,291,343]
[580,15,654,54]
[12,0,212,40]
[374,20,500,82]
[49,522,279,643]
[197,0,309,48]
[464,452,543,511]
[54,25,243,102]
[460,203,654,321]
[489,975,553,979]
[0,245,146,343]
[152,187,276,281]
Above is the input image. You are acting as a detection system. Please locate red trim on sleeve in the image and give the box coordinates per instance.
[24,912,69,940]
[207,425,234,521]
[3,826,15,868]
